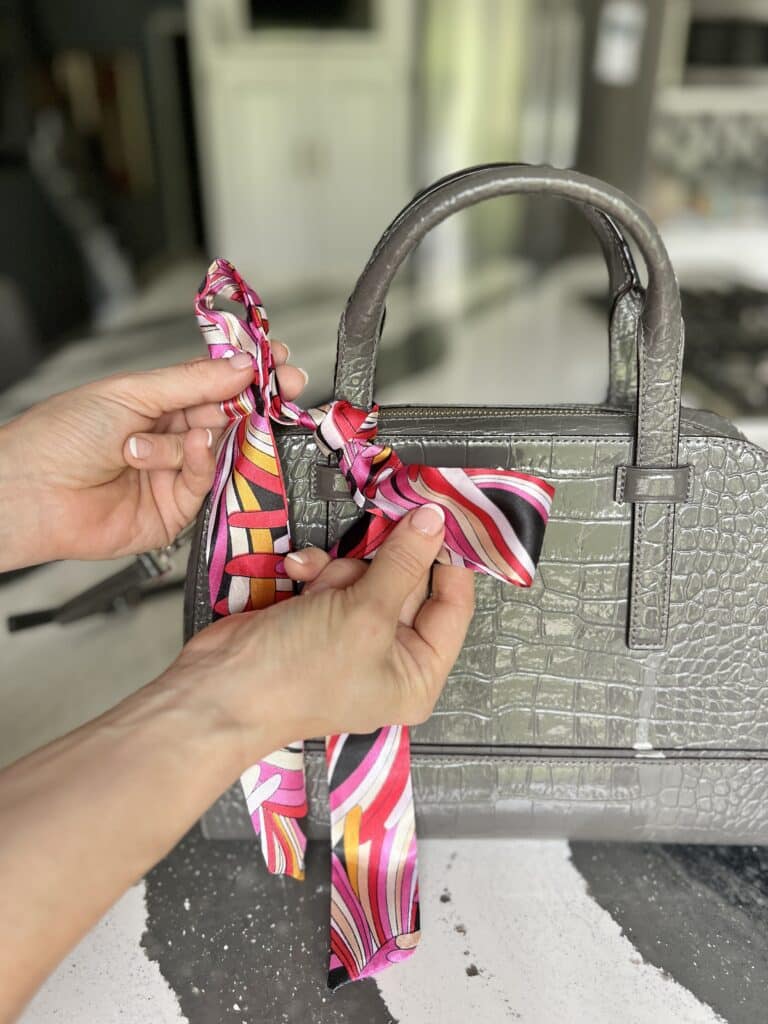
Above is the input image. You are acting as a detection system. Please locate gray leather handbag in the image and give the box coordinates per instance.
[186,164,768,845]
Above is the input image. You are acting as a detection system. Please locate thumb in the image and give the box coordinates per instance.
[353,504,446,618]
[108,355,254,416]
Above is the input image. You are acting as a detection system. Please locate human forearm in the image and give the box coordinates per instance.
[0,666,266,1021]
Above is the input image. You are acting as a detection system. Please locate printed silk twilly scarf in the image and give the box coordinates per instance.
[195,258,554,988]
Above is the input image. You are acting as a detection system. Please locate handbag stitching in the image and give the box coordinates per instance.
[304,753,768,768]
[607,288,642,408]
[653,319,687,646]
[630,504,646,647]
[631,316,653,648]
[307,436,768,492]
[293,435,767,469]
[605,216,634,283]
[614,466,694,505]
[650,320,687,644]
[309,458,318,508]
[636,502,674,650]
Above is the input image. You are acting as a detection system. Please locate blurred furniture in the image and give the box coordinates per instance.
[573,0,666,198]
[145,7,204,258]
[562,0,666,260]
[680,282,768,414]
[0,0,200,386]
[648,2,768,421]
[188,0,414,291]
[0,1,89,381]
[512,0,666,264]
[652,0,768,220]
[0,273,42,389]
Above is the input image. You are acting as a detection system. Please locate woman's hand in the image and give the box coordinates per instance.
[171,504,475,761]
[0,505,473,1019]
[0,348,307,569]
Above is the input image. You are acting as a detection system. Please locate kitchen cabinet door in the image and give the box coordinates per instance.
[316,75,412,284]
[203,79,321,289]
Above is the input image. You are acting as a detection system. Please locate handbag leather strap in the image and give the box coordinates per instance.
[353,162,643,408]
[332,164,686,650]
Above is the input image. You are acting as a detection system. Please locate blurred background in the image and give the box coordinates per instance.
[2,0,768,413]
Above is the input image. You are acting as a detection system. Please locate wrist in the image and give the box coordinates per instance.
[153,660,279,774]
[0,419,59,571]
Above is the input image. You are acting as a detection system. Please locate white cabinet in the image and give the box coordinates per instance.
[188,0,414,291]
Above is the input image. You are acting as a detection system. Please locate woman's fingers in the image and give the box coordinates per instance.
[353,505,446,619]
[123,428,214,471]
[115,356,255,418]
[284,548,368,593]
[275,364,309,401]
[271,338,308,400]
[411,565,475,674]
[133,339,292,419]
[391,564,475,724]
[271,339,290,365]
[285,546,428,624]
[302,559,368,594]
[283,547,332,582]
[123,427,218,527]
[172,428,219,523]
[398,575,431,627]
[183,403,232,430]
[184,367,307,429]
[181,343,307,429]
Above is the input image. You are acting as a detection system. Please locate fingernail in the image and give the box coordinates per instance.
[230,352,252,370]
[128,436,153,459]
[410,503,445,536]
[282,343,291,360]
[205,428,213,448]
[285,550,306,565]
[297,367,309,387]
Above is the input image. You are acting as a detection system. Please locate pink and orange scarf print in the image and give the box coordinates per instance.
[195,258,554,988]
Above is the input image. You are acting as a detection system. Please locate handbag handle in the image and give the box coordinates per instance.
[332,164,686,650]
[334,164,667,410]
[383,162,641,300]
[369,163,642,408]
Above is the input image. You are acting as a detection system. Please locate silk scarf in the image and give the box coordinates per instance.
[195,258,554,988]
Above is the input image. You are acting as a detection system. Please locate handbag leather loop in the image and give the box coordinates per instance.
[382,162,642,305]
[333,164,685,650]
[339,162,643,408]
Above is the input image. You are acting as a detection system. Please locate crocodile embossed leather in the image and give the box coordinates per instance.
[187,166,768,905]
[194,258,553,987]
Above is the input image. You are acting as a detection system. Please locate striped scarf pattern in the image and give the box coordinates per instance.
[195,258,554,987]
